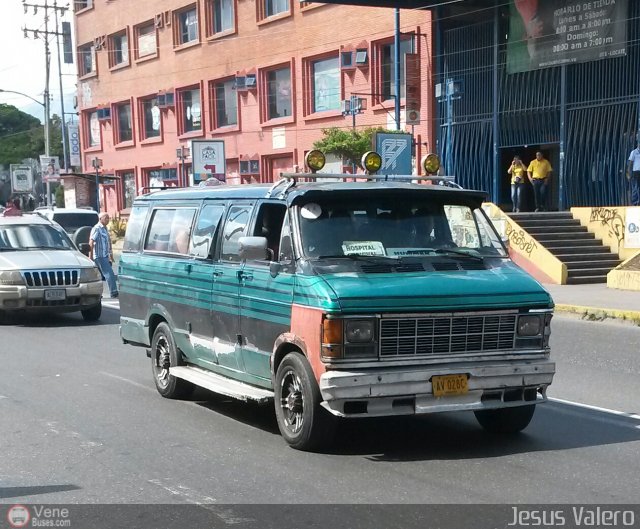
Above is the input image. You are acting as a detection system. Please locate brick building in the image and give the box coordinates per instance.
[73,0,434,215]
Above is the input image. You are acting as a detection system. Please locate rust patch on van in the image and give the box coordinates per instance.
[290,304,326,381]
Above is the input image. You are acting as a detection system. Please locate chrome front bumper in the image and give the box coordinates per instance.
[0,281,103,311]
[319,359,555,417]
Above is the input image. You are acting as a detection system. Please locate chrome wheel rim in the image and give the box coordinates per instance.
[279,368,304,435]
[154,336,171,388]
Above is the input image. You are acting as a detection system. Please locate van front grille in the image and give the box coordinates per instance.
[380,313,517,357]
[22,270,80,287]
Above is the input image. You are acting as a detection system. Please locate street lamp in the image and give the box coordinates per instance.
[92,157,102,212]
[1,88,53,205]
[176,146,190,186]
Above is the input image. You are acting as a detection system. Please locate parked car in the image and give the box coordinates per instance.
[36,207,99,255]
[0,213,103,322]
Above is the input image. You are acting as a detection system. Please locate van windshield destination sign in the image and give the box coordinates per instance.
[507,0,627,73]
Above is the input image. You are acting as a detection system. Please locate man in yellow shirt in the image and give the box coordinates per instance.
[527,151,552,212]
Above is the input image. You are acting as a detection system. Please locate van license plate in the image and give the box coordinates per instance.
[432,374,468,397]
[45,289,66,301]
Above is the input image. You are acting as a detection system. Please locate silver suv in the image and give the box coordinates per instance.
[0,214,103,321]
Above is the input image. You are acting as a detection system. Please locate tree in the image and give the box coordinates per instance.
[313,127,406,169]
[0,104,65,166]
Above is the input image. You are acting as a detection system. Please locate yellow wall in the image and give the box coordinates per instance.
[484,203,567,284]
[607,251,640,291]
[571,207,638,261]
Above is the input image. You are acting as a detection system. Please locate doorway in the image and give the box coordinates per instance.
[499,144,559,212]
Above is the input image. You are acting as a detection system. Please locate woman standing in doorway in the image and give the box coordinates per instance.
[508,155,526,212]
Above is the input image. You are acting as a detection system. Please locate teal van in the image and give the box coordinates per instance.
[119,175,554,450]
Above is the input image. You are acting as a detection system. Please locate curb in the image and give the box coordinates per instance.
[555,304,640,325]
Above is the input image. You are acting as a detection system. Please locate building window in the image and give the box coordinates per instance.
[85,110,100,148]
[208,0,235,35]
[78,43,96,76]
[121,171,136,209]
[115,102,133,143]
[140,96,161,139]
[74,0,92,12]
[147,168,178,188]
[265,0,288,17]
[109,31,129,68]
[212,78,237,128]
[175,6,199,45]
[311,56,340,113]
[378,37,413,101]
[265,67,291,120]
[135,22,157,59]
[178,87,202,134]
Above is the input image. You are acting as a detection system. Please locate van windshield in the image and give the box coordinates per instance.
[297,198,506,260]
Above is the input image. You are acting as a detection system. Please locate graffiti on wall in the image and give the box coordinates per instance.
[505,223,538,257]
[589,207,625,245]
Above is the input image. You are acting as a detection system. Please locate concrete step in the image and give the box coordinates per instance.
[565,261,620,271]
[546,245,610,254]
[566,275,608,284]
[567,267,613,277]
[526,225,589,234]
[509,212,573,222]
[515,219,582,229]
[555,253,620,263]
[533,232,596,241]
[544,239,611,253]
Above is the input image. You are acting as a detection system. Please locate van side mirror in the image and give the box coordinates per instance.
[238,236,268,261]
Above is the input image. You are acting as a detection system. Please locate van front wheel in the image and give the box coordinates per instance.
[150,322,194,399]
[474,404,536,434]
[274,352,336,451]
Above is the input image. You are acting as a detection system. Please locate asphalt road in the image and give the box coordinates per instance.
[1,306,639,508]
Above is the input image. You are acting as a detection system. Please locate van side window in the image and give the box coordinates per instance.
[221,204,252,262]
[252,203,286,261]
[145,209,174,252]
[190,204,225,259]
[168,209,196,254]
[123,206,148,253]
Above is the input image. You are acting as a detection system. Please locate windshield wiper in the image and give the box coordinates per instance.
[433,248,483,261]
[0,247,21,252]
[316,254,397,263]
[25,245,67,250]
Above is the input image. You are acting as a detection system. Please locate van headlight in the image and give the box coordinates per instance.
[345,320,374,343]
[517,315,542,336]
[322,317,377,361]
[80,267,102,282]
[0,270,25,285]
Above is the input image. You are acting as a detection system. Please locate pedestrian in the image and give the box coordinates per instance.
[527,151,553,212]
[89,212,118,298]
[508,155,526,212]
[627,141,640,206]
[2,196,23,217]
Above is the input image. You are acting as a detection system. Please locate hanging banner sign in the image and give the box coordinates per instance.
[10,165,34,193]
[40,155,61,183]
[507,0,628,73]
[190,140,226,185]
[67,123,81,167]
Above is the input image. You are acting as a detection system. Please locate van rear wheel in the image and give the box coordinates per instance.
[274,352,336,451]
[474,404,536,434]
[151,322,194,399]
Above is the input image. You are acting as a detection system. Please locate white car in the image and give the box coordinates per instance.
[0,214,103,322]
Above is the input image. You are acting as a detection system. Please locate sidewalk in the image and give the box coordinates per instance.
[544,283,640,324]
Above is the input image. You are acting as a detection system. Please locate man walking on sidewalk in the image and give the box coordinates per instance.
[527,151,553,212]
[89,212,118,298]
[627,141,640,206]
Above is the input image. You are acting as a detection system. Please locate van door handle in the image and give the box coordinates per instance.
[236,271,253,281]
[212,270,224,277]
[184,263,192,273]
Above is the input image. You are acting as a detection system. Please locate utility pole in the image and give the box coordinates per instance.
[22,0,68,206]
